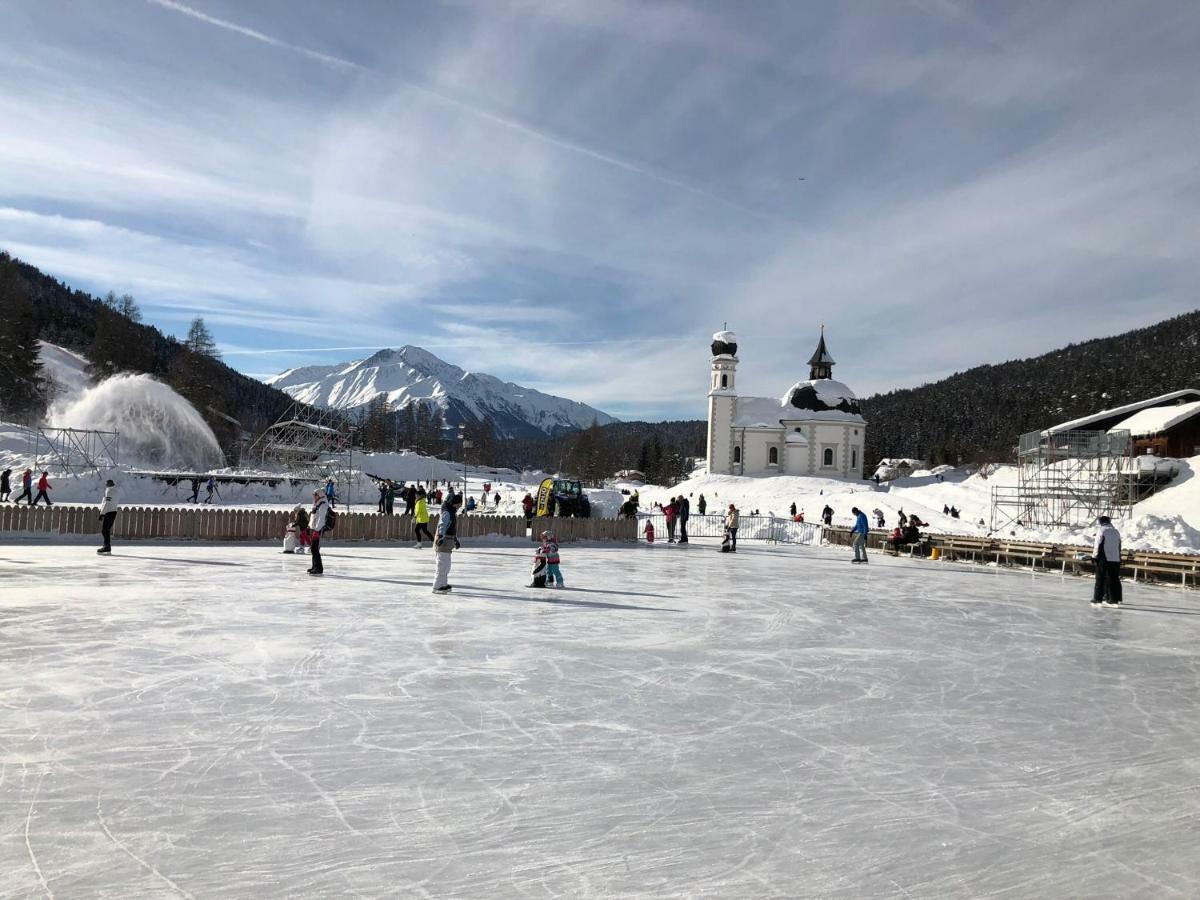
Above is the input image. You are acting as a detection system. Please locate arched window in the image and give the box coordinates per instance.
[823,448,834,467]
[768,447,778,465]
[720,374,728,388]
[733,446,741,464]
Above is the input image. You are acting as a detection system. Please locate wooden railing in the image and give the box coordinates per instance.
[530,516,639,542]
[0,506,527,542]
[0,506,639,543]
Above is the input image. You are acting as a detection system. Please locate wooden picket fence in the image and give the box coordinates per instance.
[530,516,639,542]
[0,506,638,543]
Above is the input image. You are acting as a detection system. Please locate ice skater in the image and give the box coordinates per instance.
[432,492,459,594]
[678,495,690,544]
[724,503,739,552]
[821,504,833,527]
[530,543,548,587]
[97,479,118,554]
[32,471,52,506]
[13,469,32,505]
[643,517,655,543]
[1091,516,1123,607]
[850,506,869,563]
[308,489,330,576]
[539,530,564,587]
[413,489,434,548]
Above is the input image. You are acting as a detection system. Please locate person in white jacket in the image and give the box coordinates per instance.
[1091,515,1123,607]
[98,479,118,554]
[309,489,330,576]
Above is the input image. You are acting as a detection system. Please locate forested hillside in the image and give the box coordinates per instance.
[496,420,707,485]
[860,310,1200,466]
[0,251,297,455]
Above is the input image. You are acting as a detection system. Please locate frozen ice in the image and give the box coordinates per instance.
[2,539,1199,897]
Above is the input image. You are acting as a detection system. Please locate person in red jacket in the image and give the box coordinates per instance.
[663,497,679,543]
[521,492,535,524]
[32,471,52,507]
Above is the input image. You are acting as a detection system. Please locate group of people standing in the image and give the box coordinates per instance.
[1,469,53,506]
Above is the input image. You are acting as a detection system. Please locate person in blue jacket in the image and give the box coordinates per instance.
[850,506,870,564]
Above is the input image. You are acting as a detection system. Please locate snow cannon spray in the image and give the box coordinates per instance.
[51,374,225,470]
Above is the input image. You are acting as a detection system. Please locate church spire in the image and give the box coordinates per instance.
[807,326,835,380]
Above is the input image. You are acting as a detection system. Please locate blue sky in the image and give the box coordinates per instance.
[2,0,1198,420]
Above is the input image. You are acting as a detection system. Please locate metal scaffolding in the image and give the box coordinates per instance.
[243,403,352,475]
[990,429,1135,529]
[32,427,120,475]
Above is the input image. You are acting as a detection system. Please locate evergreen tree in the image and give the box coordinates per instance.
[0,267,48,422]
[185,317,219,358]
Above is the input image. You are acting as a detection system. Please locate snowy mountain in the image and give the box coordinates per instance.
[265,346,617,438]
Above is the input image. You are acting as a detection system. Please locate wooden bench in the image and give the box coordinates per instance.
[1129,553,1200,588]
[936,537,995,563]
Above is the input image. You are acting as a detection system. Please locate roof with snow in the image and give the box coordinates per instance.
[781,379,863,419]
[1110,400,1200,437]
[1043,389,1200,435]
[733,383,866,428]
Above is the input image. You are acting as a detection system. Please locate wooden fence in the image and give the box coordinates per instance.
[530,516,639,542]
[0,507,638,543]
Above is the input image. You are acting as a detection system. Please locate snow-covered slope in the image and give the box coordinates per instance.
[266,346,617,438]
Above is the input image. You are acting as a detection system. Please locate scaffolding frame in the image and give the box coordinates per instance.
[32,427,120,476]
[243,403,352,476]
[990,429,1135,529]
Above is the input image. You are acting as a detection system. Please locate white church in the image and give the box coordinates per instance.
[706,329,867,479]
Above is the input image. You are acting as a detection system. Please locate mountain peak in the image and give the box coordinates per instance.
[266,345,617,439]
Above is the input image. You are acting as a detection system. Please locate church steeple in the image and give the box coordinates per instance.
[807,326,835,380]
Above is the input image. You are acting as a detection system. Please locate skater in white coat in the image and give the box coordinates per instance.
[432,493,459,593]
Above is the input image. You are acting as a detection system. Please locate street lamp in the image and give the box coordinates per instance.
[457,423,472,498]
[347,424,359,513]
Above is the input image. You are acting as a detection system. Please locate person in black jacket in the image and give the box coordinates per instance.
[678,495,690,544]
[821,504,834,526]
[0,469,9,503]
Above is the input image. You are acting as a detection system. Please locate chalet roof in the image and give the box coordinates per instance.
[1043,389,1200,435]
[1110,400,1200,437]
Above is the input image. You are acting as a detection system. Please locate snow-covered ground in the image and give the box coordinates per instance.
[628,461,1200,553]
[2,541,1198,897]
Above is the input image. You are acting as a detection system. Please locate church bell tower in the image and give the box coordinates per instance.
[707,330,738,475]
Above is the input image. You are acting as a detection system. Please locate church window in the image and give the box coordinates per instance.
[852,449,858,469]
[768,447,778,465]
[733,446,741,464]
[720,374,728,388]
[822,448,835,467]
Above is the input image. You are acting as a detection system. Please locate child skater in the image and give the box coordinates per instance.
[530,542,548,588]
[643,518,655,544]
[540,530,564,587]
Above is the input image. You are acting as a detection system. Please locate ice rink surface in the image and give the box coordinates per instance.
[2,539,1199,898]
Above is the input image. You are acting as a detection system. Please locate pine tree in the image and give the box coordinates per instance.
[0,268,48,422]
[185,317,219,358]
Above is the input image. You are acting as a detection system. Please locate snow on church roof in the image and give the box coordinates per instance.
[733,387,866,428]
[1110,400,1200,437]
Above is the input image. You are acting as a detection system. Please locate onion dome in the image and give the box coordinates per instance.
[711,330,738,358]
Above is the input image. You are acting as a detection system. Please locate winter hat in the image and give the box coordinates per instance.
[105,479,115,487]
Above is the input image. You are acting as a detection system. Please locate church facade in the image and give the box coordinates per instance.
[706,329,867,479]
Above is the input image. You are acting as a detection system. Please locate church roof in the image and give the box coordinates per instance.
[807,331,835,367]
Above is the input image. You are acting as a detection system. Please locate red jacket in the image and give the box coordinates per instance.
[663,503,678,522]
[37,475,50,491]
